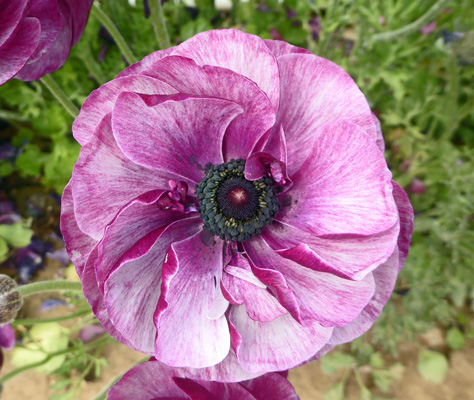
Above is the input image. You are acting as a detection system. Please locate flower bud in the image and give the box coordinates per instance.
[0,275,23,325]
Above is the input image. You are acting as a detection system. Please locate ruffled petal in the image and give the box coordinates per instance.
[73,75,177,145]
[0,0,29,47]
[263,39,311,58]
[107,359,186,400]
[0,18,40,85]
[117,46,177,78]
[327,183,414,345]
[276,120,398,238]
[138,56,276,161]
[71,114,171,240]
[246,237,376,327]
[221,256,287,323]
[0,324,15,349]
[263,220,400,281]
[276,54,378,174]
[154,232,230,368]
[60,183,97,277]
[95,190,187,293]
[112,92,243,183]
[104,217,201,353]
[229,305,332,373]
[171,29,280,110]
[241,372,301,400]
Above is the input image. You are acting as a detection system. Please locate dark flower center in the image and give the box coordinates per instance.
[196,159,279,242]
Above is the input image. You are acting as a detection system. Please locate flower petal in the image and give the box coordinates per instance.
[246,236,376,327]
[107,360,186,400]
[171,29,280,110]
[60,183,97,278]
[276,120,398,238]
[263,39,311,58]
[104,217,201,353]
[154,232,230,368]
[241,372,301,400]
[373,112,385,152]
[276,54,378,174]
[327,183,414,345]
[95,190,187,293]
[263,220,400,281]
[71,114,171,241]
[0,324,15,349]
[73,75,177,145]
[137,55,276,160]
[112,92,243,183]
[0,17,40,85]
[0,0,29,47]
[229,305,332,373]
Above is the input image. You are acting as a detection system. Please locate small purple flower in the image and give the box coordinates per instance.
[0,0,93,85]
[107,359,299,400]
[61,30,414,381]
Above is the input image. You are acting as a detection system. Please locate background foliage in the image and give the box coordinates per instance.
[1,0,473,398]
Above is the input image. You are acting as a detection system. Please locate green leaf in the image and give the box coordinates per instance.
[446,327,465,351]
[0,222,34,248]
[369,352,385,368]
[0,237,8,262]
[417,350,449,383]
[324,381,345,400]
[321,352,355,374]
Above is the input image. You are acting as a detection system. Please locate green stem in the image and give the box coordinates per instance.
[16,280,83,298]
[0,110,29,123]
[11,308,91,326]
[39,75,79,118]
[91,356,149,400]
[148,0,171,49]
[77,42,107,85]
[372,0,450,42]
[0,336,109,384]
[91,3,137,64]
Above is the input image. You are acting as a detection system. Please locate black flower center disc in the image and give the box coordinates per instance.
[196,159,279,242]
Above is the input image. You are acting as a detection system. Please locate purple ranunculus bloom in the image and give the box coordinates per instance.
[107,358,299,400]
[61,29,414,381]
[0,0,93,85]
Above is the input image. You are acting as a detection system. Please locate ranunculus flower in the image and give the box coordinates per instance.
[61,29,414,381]
[0,0,93,85]
[107,359,299,400]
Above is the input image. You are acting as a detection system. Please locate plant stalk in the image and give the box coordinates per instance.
[39,75,79,118]
[148,0,171,49]
[16,280,83,298]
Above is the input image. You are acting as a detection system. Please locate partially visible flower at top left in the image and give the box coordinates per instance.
[0,0,93,86]
[108,358,299,400]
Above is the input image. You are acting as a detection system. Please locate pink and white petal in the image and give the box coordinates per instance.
[0,0,29,47]
[95,190,186,293]
[263,220,400,281]
[263,39,311,58]
[112,93,243,183]
[81,248,136,350]
[230,305,332,373]
[373,112,385,152]
[140,56,276,161]
[73,75,177,145]
[241,372,300,400]
[107,360,186,400]
[171,29,280,110]
[222,265,288,322]
[0,18,41,86]
[23,0,62,63]
[71,114,171,241]
[327,184,413,345]
[276,121,398,237]
[246,237,376,327]
[154,232,230,368]
[104,217,201,353]
[60,183,97,278]
[276,54,378,174]
[117,46,177,78]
